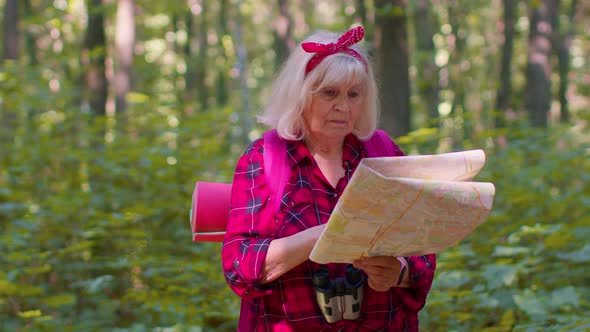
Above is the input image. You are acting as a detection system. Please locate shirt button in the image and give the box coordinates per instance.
[290,201,295,207]
[333,192,338,198]
[233,260,240,268]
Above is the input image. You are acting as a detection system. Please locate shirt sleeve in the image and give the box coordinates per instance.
[221,139,275,299]
[396,254,437,313]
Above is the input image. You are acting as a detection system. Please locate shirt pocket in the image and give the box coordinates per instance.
[276,186,320,237]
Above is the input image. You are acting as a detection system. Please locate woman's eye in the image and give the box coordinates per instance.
[349,91,359,98]
[323,89,337,97]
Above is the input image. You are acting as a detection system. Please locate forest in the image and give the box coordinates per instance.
[0,0,589,331]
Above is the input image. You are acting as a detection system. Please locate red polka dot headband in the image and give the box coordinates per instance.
[301,26,367,75]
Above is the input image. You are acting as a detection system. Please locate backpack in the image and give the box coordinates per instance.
[191,129,401,242]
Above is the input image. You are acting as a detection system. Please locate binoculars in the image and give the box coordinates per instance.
[312,264,364,323]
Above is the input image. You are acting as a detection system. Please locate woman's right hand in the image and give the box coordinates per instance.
[262,223,326,283]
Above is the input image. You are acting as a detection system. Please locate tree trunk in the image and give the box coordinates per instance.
[414,0,439,123]
[114,0,135,118]
[82,0,108,199]
[354,0,368,27]
[495,0,516,129]
[526,0,556,128]
[215,0,229,106]
[22,0,38,156]
[196,1,209,111]
[447,0,468,147]
[184,10,195,105]
[2,0,19,60]
[554,0,577,123]
[232,0,252,143]
[374,0,411,137]
[1,0,19,161]
[23,0,38,65]
[273,0,295,70]
[82,0,108,116]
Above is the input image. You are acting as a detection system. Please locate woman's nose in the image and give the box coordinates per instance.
[334,96,350,112]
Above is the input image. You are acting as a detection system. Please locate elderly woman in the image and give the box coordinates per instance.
[222,26,436,331]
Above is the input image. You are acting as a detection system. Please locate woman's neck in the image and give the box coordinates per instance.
[304,136,344,161]
[304,135,346,188]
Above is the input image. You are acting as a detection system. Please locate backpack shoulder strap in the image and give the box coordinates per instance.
[263,129,289,214]
[263,129,401,216]
[363,129,404,157]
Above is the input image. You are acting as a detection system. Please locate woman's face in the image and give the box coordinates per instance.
[303,82,364,141]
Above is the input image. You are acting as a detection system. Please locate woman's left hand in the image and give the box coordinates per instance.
[352,256,402,292]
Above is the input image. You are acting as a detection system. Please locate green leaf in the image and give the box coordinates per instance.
[0,279,18,296]
[492,245,530,257]
[513,290,548,318]
[18,310,42,318]
[556,244,590,263]
[0,202,26,215]
[71,275,114,293]
[482,264,517,290]
[23,264,52,275]
[550,287,580,309]
[43,293,76,308]
[432,270,472,288]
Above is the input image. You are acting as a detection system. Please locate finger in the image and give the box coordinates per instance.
[352,259,363,269]
[361,256,400,269]
[368,276,391,292]
[361,263,398,278]
[366,273,396,286]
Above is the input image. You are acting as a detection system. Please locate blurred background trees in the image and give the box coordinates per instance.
[0,0,588,330]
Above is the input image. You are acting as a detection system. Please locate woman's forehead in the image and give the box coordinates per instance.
[320,82,363,89]
[319,69,366,87]
[314,77,366,90]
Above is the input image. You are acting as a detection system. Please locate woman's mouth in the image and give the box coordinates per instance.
[330,120,347,125]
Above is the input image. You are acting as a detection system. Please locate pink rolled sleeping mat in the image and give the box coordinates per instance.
[190,182,232,242]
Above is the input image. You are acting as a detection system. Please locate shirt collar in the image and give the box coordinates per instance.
[285,134,364,167]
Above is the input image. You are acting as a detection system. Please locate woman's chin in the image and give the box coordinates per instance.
[311,127,352,140]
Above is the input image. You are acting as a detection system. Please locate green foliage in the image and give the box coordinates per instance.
[417,125,590,331]
[0,64,240,331]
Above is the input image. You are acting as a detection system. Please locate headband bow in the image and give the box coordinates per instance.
[301,26,367,75]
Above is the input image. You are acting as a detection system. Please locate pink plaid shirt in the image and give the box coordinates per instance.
[222,133,436,331]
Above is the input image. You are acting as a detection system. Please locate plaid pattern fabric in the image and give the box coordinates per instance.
[222,133,437,331]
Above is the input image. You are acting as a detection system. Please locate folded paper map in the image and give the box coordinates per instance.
[309,149,496,264]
